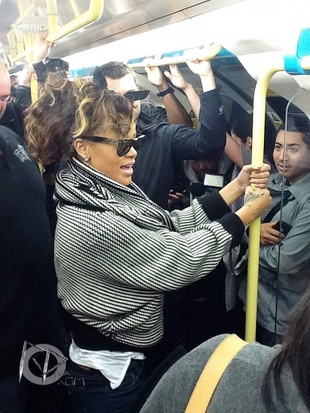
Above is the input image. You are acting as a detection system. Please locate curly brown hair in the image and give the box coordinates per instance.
[25,73,133,165]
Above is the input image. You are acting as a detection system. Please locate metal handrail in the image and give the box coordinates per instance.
[128,43,222,68]
[45,0,104,43]
[9,0,104,64]
[246,28,310,341]
[245,65,284,342]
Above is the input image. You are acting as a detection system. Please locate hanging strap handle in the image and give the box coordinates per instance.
[185,334,248,413]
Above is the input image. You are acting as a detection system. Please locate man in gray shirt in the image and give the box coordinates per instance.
[241,113,310,345]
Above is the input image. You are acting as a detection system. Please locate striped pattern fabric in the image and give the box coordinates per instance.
[54,158,233,348]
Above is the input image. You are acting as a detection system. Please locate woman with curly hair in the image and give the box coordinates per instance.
[25,71,270,413]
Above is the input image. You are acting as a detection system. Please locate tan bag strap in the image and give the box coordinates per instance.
[185,334,248,413]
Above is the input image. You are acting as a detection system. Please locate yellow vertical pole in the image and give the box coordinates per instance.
[245,65,284,342]
[7,30,18,61]
[69,0,81,17]
[45,0,59,35]
[22,32,38,103]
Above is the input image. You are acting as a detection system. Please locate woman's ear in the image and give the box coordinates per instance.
[74,138,90,162]
[246,136,252,148]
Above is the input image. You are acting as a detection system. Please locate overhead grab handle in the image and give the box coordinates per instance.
[128,43,222,68]
[45,0,105,44]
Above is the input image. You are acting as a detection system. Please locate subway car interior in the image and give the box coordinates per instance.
[1,0,310,341]
[2,0,310,117]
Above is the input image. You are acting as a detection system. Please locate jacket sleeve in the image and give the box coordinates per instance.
[170,191,245,248]
[59,202,235,293]
[168,88,227,160]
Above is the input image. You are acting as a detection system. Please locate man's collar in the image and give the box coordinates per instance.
[270,172,310,201]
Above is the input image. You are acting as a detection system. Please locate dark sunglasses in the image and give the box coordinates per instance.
[82,134,145,156]
[123,90,150,101]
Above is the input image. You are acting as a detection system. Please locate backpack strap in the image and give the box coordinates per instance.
[185,334,248,413]
[262,189,292,223]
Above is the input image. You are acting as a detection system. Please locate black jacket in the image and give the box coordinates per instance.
[135,88,226,208]
[0,126,65,376]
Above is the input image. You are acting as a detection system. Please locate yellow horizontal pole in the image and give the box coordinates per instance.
[128,43,222,68]
[245,64,285,343]
[45,0,104,43]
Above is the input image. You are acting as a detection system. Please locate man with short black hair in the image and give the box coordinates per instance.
[94,57,227,208]
[240,113,310,346]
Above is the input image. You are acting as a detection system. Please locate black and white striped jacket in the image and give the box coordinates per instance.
[54,158,244,349]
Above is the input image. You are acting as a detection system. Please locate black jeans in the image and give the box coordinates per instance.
[62,359,146,413]
[0,374,66,413]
